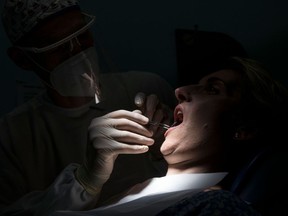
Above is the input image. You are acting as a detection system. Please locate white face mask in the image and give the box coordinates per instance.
[26,47,101,102]
[50,47,101,99]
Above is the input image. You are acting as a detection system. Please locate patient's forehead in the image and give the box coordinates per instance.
[199,69,241,84]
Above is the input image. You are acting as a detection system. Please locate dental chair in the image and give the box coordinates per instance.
[229,147,288,216]
[157,147,288,216]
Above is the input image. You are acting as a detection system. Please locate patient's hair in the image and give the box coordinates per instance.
[219,56,288,189]
[229,57,288,144]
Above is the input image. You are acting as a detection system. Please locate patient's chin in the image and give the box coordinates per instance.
[160,143,175,156]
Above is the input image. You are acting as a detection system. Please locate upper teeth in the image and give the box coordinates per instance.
[176,110,183,122]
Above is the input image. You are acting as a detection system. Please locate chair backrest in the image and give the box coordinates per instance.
[229,148,288,216]
[175,28,248,86]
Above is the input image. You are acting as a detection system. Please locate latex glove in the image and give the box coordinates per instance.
[76,109,154,196]
[134,92,173,159]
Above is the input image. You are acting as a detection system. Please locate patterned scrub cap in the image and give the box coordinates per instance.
[2,0,79,44]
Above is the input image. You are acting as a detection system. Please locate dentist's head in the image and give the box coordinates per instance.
[2,0,101,107]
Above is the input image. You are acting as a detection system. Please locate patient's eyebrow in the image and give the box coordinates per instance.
[206,77,225,84]
[205,77,239,96]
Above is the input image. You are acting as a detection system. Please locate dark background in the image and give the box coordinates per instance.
[1,0,288,116]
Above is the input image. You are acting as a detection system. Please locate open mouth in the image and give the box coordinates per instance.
[171,106,183,127]
[163,105,184,138]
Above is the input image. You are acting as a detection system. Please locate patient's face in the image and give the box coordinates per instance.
[161,69,242,174]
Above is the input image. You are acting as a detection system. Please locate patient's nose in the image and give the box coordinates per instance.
[175,86,192,103]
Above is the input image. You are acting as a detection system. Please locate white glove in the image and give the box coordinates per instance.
[134,92,172,123]
[134,92,173,159]
[76,109,154,196]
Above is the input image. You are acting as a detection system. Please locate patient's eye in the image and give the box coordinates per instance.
[205,84,220,95]
[199,77,226,95]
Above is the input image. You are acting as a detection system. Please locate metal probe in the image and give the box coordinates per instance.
[148,121,171,130]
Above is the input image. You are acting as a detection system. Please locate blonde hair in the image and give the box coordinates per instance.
[232,57,288,108]
[230,57,288,143]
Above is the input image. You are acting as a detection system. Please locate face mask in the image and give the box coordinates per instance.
[50,47,101,99]
[26,47,101,102]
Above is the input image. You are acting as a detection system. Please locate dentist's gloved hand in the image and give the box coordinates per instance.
[75,109,154,196]
[134,92,173,159]
[134,92,172,123]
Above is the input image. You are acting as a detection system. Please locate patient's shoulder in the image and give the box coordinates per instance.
[157,190,261,216]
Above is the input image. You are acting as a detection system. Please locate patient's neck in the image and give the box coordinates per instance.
[166,163,226,175]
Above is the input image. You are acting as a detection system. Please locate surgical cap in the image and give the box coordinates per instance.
[2,0,79,44]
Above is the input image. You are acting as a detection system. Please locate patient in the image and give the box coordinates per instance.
[52,56,288,215]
